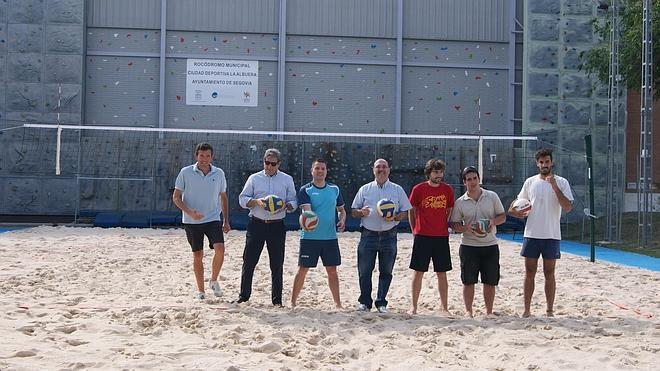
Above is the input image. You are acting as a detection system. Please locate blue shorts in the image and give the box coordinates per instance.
[299,239,341,267]
[521,238,561,259]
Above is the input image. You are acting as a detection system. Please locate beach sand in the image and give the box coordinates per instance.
[0,226,658,370]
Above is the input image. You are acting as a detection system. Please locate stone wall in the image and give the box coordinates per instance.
[524,0,622,214]
[0,0,84,215]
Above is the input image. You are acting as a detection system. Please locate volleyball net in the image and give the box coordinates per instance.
[1,123,594,231]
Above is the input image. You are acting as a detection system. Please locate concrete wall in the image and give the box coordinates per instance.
[523,0,620,215]
[1,0,84,127]
[0,0,84,215]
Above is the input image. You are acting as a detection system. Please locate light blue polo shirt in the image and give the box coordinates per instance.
[174,163,227,224]
[351,179,412,231]
[298,182,344,240]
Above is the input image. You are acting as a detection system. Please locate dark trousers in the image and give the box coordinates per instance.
[239,219,286,305]
[357,228,398,309]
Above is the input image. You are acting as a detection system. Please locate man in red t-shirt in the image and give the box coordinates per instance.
[408,158,455,315]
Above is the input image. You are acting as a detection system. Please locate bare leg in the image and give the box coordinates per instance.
[483,284,496,315]
[325,266,342,309]
[410,270,425,314]
[436,272,449,312]
[211,243,225,281]
[290,267,309,308]
[193,250,205,293]
[543,259,557,316]
[463,284,475,317]
[523,258,538,317]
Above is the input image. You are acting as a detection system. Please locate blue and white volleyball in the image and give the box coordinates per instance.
[263,194,285,213]
[376,199,397,219]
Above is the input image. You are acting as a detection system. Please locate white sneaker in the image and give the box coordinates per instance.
[209,280,223,297]
[377,306,388,313]
[356,303,369,312]
[194,292,205,300]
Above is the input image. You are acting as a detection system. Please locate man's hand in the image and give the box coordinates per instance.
[251,198,266,209]
[188,209,204,220]
[223,221,231,233]
[336,220,345,232]
[360,206,370,217]
[508,200,525,218]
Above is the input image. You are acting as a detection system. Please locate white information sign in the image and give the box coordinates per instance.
[186,59,258,106]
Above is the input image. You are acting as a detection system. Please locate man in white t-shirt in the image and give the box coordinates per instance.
[509,148,573,318]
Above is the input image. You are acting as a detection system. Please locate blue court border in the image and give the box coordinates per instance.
[0,226,28,233]
[498,233,660,272]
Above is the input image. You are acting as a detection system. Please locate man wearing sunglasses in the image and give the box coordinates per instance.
[237,148,297,306]
[450,166,505,318]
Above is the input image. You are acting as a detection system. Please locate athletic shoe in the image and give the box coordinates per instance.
[377,306,388,313]
[194,292,205,300]
[209,280,223,297]
[356,303,369,312]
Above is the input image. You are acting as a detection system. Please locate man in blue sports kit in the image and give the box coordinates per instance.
[291,159,346,309]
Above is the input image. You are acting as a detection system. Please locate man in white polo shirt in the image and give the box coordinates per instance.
[173,142,230,301]
[450,166,506,317]
[351,158,412,313]
[509,148,573,318]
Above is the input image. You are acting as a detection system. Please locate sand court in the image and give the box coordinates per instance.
[0,226,658,369]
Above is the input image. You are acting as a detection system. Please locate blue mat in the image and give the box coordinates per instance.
[94,212,124,228]
[92,211,183,228]
[498,233,660,272]
[0,226,27,233]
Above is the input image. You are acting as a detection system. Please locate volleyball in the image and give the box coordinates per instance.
[470,218,491,238]
[262,194,285,213]
[299,210,319,231]
[376,199,397,219]
[512,198,532,216]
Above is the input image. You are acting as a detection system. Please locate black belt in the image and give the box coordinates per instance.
[361,226,396,235]
[250,216,284,224]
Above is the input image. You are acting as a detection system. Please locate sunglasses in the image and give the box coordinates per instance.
[264,160,279,166]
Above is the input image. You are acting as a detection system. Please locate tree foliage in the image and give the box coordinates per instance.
[580,0,660,98]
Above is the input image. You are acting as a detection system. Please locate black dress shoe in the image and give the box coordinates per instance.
[233,297,249,304]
